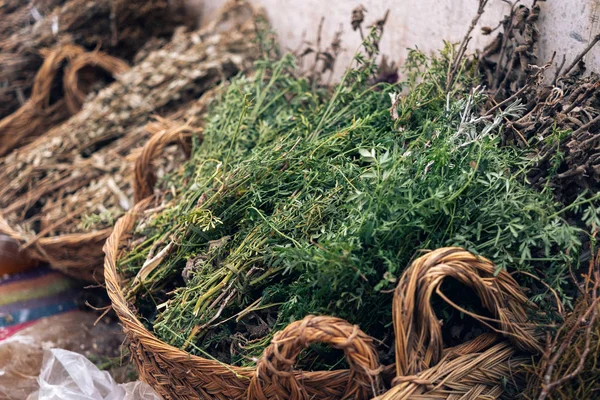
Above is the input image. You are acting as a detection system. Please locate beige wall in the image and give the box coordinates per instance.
[195,0,599,79]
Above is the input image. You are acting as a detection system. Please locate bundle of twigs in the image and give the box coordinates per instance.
[525,251,600,400]
[0,43,129,157]
[0,0,188,120]
[477,0,600,203]
[0,1,260,280]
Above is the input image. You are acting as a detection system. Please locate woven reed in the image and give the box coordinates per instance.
[63,50,130,114]
[0,121,194,281]
[0,43,129,157]
[105,209,542,400]
[0,1,258,280]
[133,118,196,203]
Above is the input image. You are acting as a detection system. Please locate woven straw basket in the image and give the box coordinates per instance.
[105,203,544,400]
[0,122,195,281]
[0,1,258,282]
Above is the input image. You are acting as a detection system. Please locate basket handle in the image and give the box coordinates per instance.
[133,118,201,203]
[63,51,130,114]
[391,247,542,380]
[247,315,383,400]
[30,44,86,109]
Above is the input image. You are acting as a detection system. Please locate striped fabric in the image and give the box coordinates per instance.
[0,267,78,340]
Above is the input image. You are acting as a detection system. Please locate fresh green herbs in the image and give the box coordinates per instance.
[120,32,591,368]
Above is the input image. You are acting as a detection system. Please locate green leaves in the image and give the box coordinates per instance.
[358,148,375,160]
[122,39,590,368]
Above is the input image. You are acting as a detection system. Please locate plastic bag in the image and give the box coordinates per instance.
[0,311,128,399]
[27,349,161,400]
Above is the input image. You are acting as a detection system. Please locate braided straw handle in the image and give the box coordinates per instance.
[248,315,384,400]
[63,50,130,114]
[133,117,200,203]
[0,44,85,157]
[32,44,86,109]
[375,247,542,399]
[0,44,129,157]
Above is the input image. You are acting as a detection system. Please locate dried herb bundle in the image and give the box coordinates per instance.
[0,0,188,120]
[478,0,600,205]
[0,1,261,280]
[119,26,593,371]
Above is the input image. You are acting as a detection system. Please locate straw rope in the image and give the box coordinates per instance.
[375,247,542,399]
[0,43,129,157]
[134,118,199,203]
[248,315,384,399]
[63,50,129,114]
[105,207,542,400]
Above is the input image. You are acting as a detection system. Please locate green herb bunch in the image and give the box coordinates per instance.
[121,31,590,367]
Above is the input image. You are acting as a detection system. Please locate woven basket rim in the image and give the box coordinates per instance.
[0,114,194,278]
[105,196,552,400]
[0,214,111,250]
[103,199,374,382]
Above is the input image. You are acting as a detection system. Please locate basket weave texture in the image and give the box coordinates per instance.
[105,205,543,400]
[0,1,258,281]
[0,122,193,281]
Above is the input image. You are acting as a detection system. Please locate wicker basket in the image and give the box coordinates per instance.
[105,202,543,400]
[0,121,196,281]
[0,1,259,281]
[0,43,129,157]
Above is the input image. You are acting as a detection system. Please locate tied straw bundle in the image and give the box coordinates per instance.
[0,117,196,281]
[0,1,261,280]
[0,0,189,122]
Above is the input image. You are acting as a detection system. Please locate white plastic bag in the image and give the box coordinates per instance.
[27,349,162,400]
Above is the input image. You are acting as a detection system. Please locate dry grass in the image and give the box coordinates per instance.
[0,0,186,119]
[0,2,258,281]
[524,251,600,400]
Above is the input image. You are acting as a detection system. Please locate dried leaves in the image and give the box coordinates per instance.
[478,1,600,203]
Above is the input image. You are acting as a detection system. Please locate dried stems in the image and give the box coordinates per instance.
[0,44,129,157]
[562,34,600,77]
[0,0,186,119]
[0,1,260,280]
[446,0,489,91]
[529,251,600,400]
[478,1,600,203]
